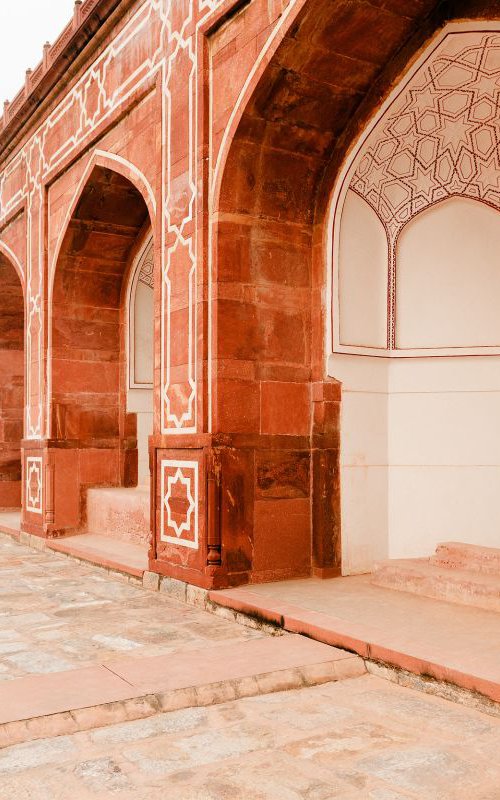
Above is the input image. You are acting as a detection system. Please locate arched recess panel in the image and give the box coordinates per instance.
[126,235,154,485]
[0,254,24,509]
[396,197,500,349]
[214,0,440,582]
[330,28,500,571]
[338,190,388,349]
[51,166,151,523]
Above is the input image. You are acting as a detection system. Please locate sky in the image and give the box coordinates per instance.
[0,1,74,104]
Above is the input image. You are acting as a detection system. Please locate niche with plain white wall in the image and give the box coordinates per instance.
[331,194,500,573]
[396,197,500,349]
[338,189,388,349]
[127,235,154,486]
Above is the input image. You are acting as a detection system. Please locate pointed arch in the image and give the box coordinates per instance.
[47,150,156,439]
[50,161,153,495]
[50,149,156,289]
[0,246,25,510]
[0,240,24,287]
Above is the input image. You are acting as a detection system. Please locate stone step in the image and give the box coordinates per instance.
[0,635,365,748]
[432,541,500,576]
[86,486,150,546]
[48,533,148,578]
[371,558,500,612]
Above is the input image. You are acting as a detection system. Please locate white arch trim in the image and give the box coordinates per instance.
[0,240,24,284]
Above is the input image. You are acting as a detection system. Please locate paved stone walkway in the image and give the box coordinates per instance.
[0,536,264,681]
[1,534,499,798]
[1,674,500,799]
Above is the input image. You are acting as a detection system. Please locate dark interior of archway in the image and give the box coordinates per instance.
[0,254,24,508]
[217,0,473,423]
[52,165,149,487]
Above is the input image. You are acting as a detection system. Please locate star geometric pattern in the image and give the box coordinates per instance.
[138,239,154,289]
[26,457,43,515]
[351,32,500,240]
[160,459,199,550]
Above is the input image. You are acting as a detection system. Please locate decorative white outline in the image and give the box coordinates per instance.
[160,458,199,549]
[25,456,43,514]
[0,1,164,444]
[46,148,157,438]
[0,240,24,284]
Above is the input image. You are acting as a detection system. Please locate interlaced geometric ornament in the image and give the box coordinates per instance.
[350,31,500,243]
[160,459,199,549]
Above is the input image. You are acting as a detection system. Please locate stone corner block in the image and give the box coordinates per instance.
[142,570,160,591]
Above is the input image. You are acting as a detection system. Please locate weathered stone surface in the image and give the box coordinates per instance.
[2,675,500,798]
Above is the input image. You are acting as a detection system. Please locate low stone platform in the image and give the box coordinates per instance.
[0,636,364,747]
[86,486,150,546]
[0,509,21,538]
[372,542,500,612]
[0,535,365,749]
[47,533,148,578]
[210,574,500,704]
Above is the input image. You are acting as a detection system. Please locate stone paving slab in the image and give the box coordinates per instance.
[210,576,500,703]
[1,674,499,798]
[0,535,266,682]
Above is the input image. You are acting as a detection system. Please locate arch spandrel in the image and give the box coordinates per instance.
[332,24,500,356]
[347,29,500,242]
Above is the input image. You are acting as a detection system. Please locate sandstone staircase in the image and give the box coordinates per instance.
[372,542,500,612]
[49,486,150,577]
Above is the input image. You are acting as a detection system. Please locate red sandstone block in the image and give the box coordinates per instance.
[52,360,119,394]
[253,497,311,575]
[217,300,258,361]
[260,382,310,436]
[259,305,308,365]
[0,481,21,509]
[216,379,259,434]
[312,401,340,438]
[79,449,120,485]
[216,359,256,381]
[312,381,341,402]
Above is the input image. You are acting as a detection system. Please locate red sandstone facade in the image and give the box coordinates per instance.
[1,0,499,589]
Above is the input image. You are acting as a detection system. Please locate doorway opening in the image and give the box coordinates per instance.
[0,250,24,535]
[51,164,154,570]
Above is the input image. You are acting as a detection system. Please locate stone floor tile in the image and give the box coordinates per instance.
[0,535,265,682]
[1,676,500,797]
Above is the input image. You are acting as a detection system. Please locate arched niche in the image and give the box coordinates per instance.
[52,165,152,492]
[338,189,389,349]
[329,27,500,572]
[126,234,154,485]
[396,197,500,350]
[0,252,24,510]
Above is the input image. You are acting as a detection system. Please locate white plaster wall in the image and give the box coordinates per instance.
[331,354,389,574]
[387,356,500,558]
[128,389,153,486]
[133,281,154,384]
[338,189,388,348]
[330,354,500,572]
[396,197,500,349]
